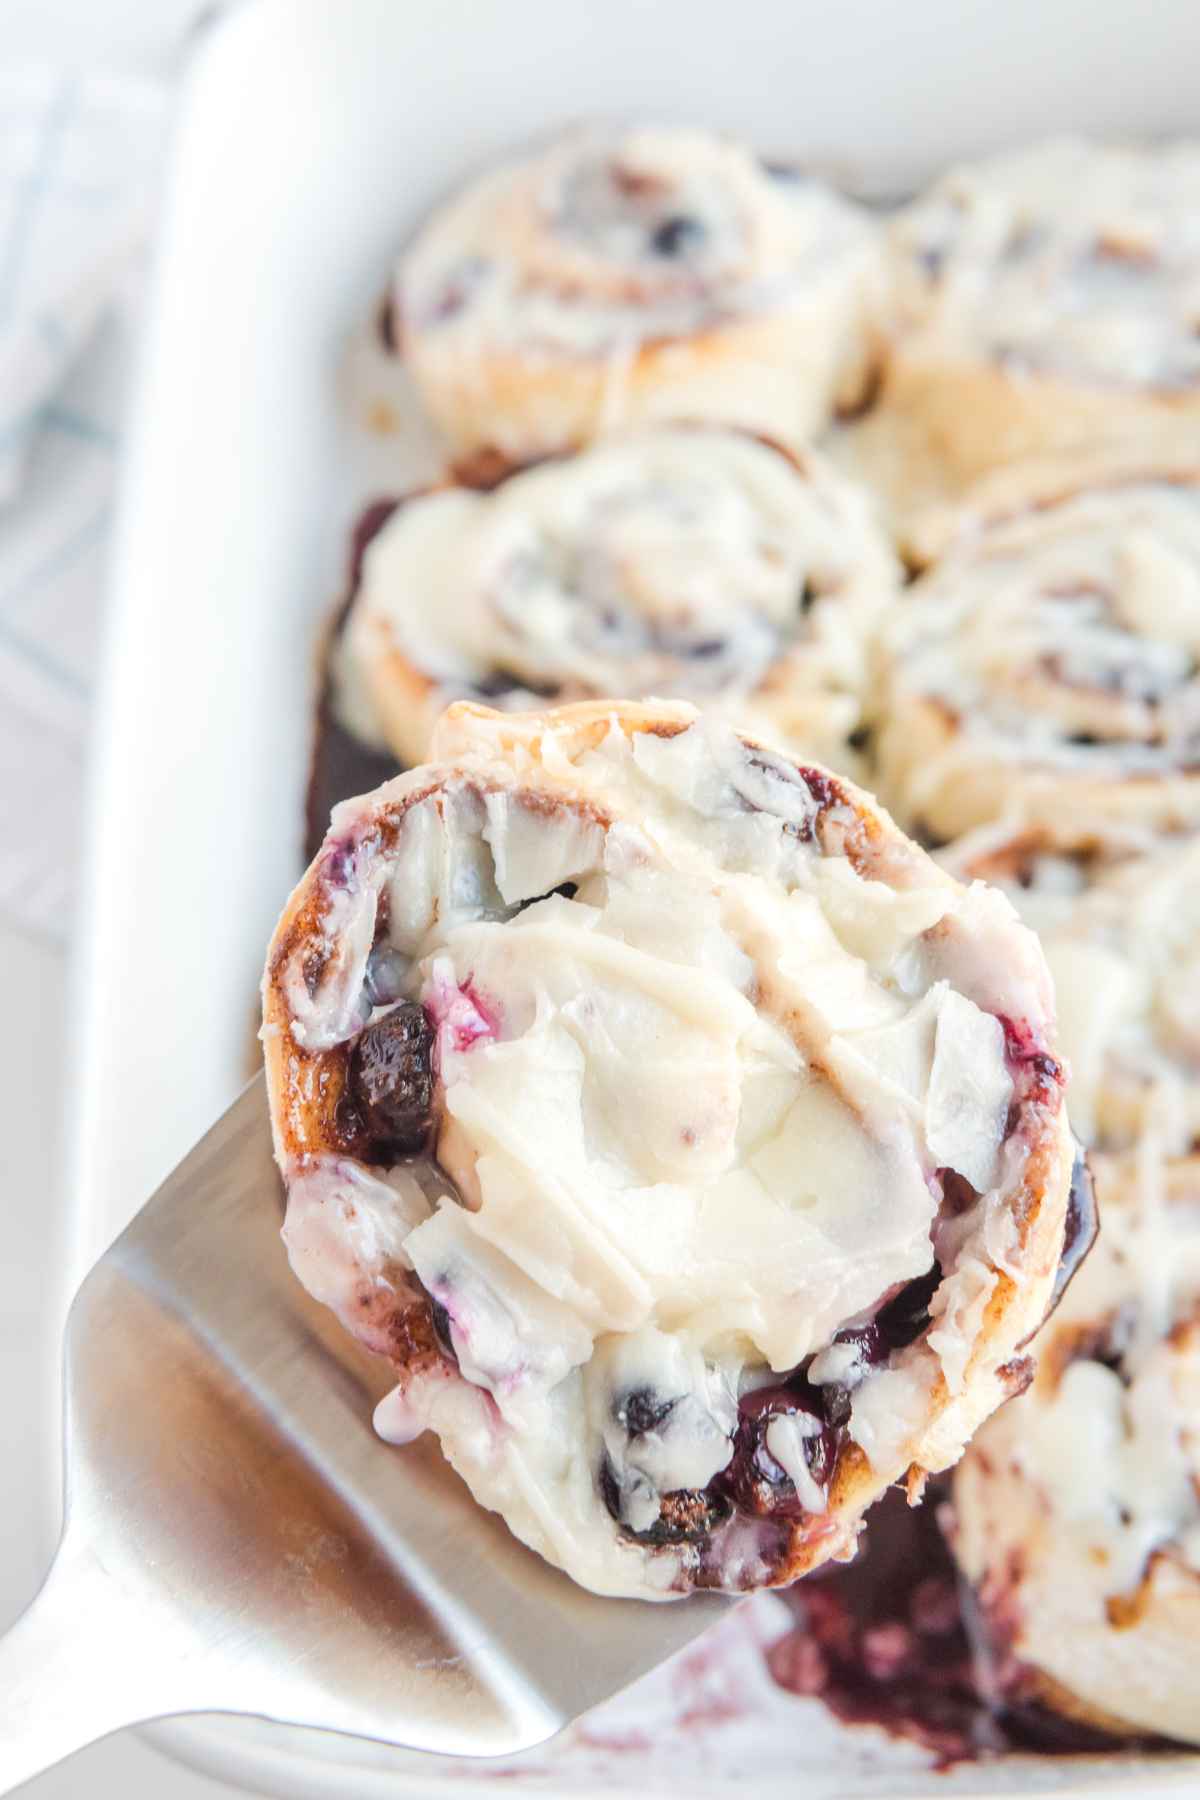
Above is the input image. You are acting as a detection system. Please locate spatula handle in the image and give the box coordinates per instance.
[0,1534,188,1795]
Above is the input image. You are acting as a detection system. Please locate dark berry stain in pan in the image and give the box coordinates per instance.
[767,1483,1178,1766]
[306,498,405,861]
[769,1486,986,1764]
[307,705,403,864]
[763,1222,1171,1765]
[376,291,399,354]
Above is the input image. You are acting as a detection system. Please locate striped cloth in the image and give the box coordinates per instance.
[0,66,168,937]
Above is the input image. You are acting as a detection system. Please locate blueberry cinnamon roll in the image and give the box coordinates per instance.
[340,428,899,770]
[874,463,1200,848]
[944,828,1200,1155]
[952,1151,1200,1746]
[882,138,1200,496]
[392,126,882,469]
[262,700,1074,1599]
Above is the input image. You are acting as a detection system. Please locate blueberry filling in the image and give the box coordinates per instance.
[472,667,559,701]
[738,752,843,838]
[817,1267,943,1431]
[875,1264,943,1344]
[376,292,398,354]
[722,1271,941,1517]
[616,1386,679,1436]
[721,1378,837,1519]
[649,213,706,259]
[997,1014,1064,1089]
[363,942,409,1008]
[426,255,488,326]
[795,764,840,819]
[598,1453,732,1547]
[939,1168,980,1217]
[345,1001,436,1154]
[428,1297,458,1362]
[685,638,728,660]
[598,1267,944,1551]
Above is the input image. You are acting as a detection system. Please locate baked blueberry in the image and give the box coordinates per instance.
[347,1002,435,1152]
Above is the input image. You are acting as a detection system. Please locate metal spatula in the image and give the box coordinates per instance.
[0,1077,729,1795]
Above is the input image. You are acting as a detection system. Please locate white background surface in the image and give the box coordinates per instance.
[0,17,244,1800]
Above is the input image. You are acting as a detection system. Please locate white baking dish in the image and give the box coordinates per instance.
[70,0,1200,1793]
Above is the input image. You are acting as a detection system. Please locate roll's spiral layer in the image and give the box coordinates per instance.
[874,466,1200,847]
[944,829,1200,1156]
[884,138,1200,491]
[953,1152,1200,1746]
[393,126,882,466]
[263,701,1073,1599]
[341,428,899,768]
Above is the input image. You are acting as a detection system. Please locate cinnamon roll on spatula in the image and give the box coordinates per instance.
[263,701,1074,1599]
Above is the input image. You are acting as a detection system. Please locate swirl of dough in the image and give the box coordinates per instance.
[394,125,882,466]
[874,462,1200,848]
[263,701,1073,1599]
[340,428,898,768]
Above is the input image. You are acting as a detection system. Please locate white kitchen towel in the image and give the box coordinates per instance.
[0,67,169,939]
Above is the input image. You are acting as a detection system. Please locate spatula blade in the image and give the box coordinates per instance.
[63,1076,732,1760]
